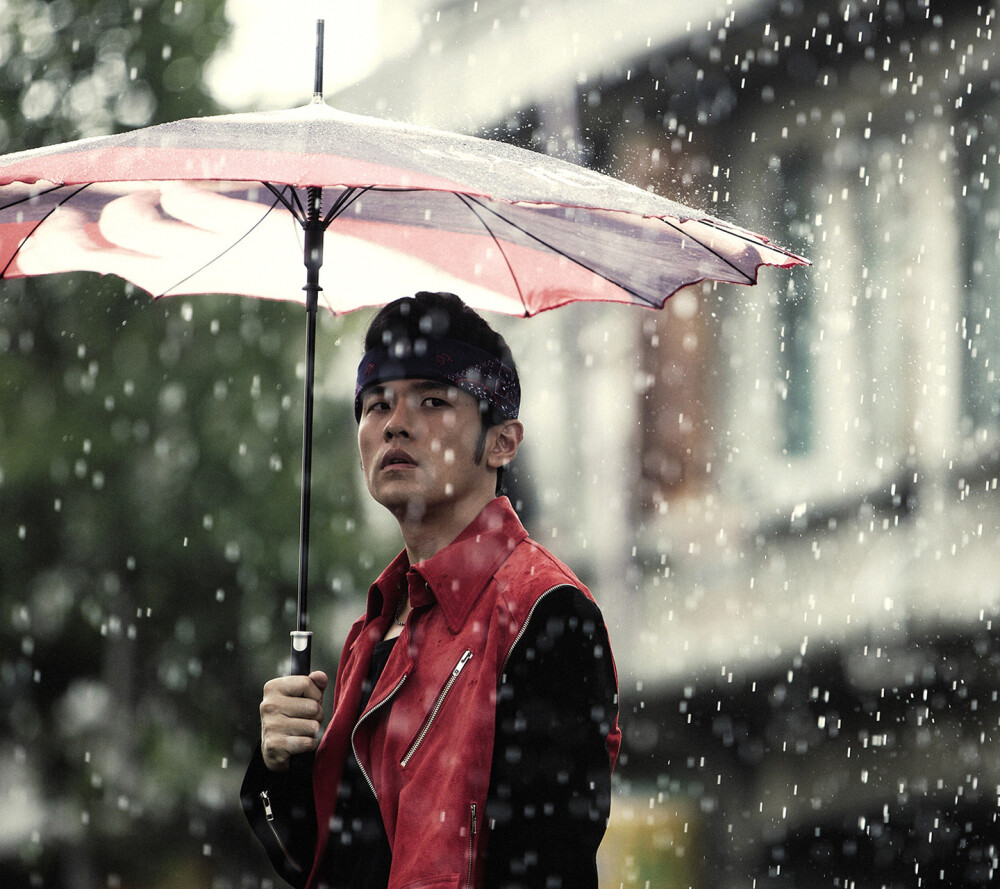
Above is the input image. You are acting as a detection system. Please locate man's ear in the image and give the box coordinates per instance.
[486,420,523,469]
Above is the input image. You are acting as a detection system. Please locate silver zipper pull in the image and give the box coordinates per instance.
[260,790,274,821]
[453,649,473,677]
[259,788,304,873]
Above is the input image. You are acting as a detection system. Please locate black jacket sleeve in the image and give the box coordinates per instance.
[240,747,318,888]
[483,585,618,889]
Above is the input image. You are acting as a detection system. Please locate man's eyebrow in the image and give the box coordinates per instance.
[362,380,455,400]
[411,380,454,393]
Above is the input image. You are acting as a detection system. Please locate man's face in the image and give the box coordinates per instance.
[357,378,494,521]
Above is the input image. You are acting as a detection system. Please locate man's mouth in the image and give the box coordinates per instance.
[380,449,417,469]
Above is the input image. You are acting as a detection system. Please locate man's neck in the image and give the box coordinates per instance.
[397,492,496,565]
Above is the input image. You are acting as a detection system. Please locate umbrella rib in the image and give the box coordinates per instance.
[459,194,659,310]
[694,217,807,266]
[288,186,308,221]
[461,196,659,309]
[259,184,369,229]
[453,193,529,315]
[263,183,304,224]
[0,181,70,213]
[156,191,286,298]
[656,216,755,285]
[0,182,91,278]
[323,186,370,226]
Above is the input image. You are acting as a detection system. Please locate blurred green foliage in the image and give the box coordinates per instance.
[0,3,382,886]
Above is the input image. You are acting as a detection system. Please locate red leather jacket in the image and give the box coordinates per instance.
[308,496,621,888]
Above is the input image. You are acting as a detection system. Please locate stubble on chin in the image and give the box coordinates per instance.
[402,498,427,523]
[373,487,429,524]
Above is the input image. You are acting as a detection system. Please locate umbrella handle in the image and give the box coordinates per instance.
[290,630,313,676]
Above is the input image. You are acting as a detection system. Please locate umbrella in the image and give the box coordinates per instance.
[0,22,806,674]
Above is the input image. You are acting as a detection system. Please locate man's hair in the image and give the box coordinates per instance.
[363,291,519,494]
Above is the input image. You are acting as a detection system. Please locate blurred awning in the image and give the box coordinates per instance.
[331,0,772,131]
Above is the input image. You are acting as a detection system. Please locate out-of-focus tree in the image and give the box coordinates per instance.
[0,3,378,886]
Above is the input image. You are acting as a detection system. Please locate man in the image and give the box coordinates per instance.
[242,291,621,888]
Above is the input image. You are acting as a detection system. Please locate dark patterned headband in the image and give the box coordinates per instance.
[354,338,520,422]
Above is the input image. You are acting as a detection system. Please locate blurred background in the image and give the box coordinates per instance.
[1,0,998,886]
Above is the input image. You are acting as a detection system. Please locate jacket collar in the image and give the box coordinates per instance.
[367,496,529,634]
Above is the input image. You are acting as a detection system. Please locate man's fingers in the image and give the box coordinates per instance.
[260,693,323,724]
[261,724,321,771]
[263,672,327,703]
[262,715,323,742]
[260,671,329,727]
[280,732,320,755]
[258,671,328,771]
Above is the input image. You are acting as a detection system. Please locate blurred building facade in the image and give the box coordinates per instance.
[337,1,1000,886]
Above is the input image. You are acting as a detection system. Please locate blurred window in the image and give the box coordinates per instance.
[961,106,1000,433]
[774,152,817,456]
[723,137,911,511]
[853,138,909,453]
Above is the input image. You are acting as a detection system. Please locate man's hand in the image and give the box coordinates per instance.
[259,670,329,772]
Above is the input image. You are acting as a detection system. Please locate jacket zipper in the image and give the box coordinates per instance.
[466,802,477,889]
[400,649,473,767]
[259,789,303,873]
[351,672,408,801]
[498,585,566,684]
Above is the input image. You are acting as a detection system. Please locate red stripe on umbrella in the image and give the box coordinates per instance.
[0,146,474,193]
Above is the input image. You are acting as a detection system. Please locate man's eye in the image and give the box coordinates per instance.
[424,397,449,408]
[366,400,389,413]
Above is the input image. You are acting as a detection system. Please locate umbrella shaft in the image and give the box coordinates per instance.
[291,289,317,676]
[293,193,324,674]
[297,187,324,620]
[297,299,317,633]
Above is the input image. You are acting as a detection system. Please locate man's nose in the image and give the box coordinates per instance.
[383,399,415,438]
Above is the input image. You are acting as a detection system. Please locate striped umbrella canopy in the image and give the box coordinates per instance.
[0,101,805,314]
